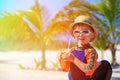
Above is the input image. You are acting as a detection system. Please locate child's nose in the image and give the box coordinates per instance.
[79,33,84,36]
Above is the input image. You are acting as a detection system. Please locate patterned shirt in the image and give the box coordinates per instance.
[68,45,98,80]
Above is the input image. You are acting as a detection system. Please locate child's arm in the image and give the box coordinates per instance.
[64,48,97,73]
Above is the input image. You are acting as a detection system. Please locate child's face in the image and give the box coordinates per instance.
[73,24,94,45]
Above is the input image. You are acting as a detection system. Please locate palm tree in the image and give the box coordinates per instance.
[0,11,35,50]
[17,0,56,70]
[95,0,120,67]
[0,0,58,70]
[52,0,120,67]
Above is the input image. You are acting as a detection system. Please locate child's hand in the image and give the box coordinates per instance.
[62,52,75,62]
[58,52,70,72]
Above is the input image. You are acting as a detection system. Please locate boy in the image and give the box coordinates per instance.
[59,15,112,80]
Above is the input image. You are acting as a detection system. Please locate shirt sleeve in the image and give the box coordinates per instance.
[84,47,97,70]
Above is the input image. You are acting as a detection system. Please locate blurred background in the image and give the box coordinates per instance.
[0,0,120,80]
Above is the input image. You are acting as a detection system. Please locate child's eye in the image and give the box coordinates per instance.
[74,31,79,34]
[83,31,89,34]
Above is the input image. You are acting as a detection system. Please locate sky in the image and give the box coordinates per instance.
[0,0,100,41]
[0,0,71,18]
[0,0,101,18]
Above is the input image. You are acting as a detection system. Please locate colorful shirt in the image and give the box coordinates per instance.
[68,46,98,80]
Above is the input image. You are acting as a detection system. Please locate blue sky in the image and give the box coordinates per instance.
[0,0,71,18]
[0,0,101,18]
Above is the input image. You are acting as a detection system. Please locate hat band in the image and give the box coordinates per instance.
[75,19,92,25]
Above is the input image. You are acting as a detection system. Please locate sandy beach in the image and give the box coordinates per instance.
[0,67,120,80]
[0,50,120,80]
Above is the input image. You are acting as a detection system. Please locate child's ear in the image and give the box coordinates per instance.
[90,33,95,41]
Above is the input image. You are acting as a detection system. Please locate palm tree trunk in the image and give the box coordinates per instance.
[41,44,46,70]
[111,47,116,64]
[110,43,119,68]
[101,50,104,60]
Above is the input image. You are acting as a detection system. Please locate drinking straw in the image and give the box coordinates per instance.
[67,38,71,50]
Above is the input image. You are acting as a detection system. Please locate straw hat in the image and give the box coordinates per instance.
[69,15,98,41]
